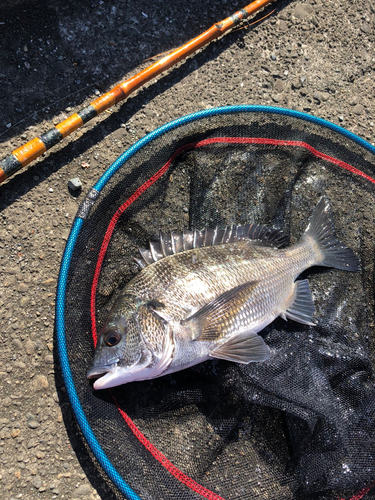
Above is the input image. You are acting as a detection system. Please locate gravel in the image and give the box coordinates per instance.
[0,0,374,499]
[68,177,82,191]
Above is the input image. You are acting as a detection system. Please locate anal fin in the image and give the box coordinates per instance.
[285,279,315,326]
[210,331,270,364]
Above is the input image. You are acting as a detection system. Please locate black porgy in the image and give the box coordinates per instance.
[87,197,360,389]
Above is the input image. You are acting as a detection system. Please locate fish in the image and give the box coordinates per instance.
[87,197,360,390]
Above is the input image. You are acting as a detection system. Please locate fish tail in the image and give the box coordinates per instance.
[303,197,360,272]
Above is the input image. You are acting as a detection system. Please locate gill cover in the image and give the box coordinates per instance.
[89,298,174,389]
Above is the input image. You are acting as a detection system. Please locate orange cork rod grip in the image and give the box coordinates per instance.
[0,168,7,183]
[13,138,47,167]
[55,114,84,138]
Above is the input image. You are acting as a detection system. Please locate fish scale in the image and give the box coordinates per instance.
[88,197,360,389]
[128,243,291,317]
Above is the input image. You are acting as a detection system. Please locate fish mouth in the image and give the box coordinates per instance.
[87,358,145,390]
[87,358,119,389]
[87,354,156,390]
[87,365,112,380]
[87,366,117,390]
[88,362,132,390]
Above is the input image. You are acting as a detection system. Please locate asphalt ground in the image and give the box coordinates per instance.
[0,0,374,499]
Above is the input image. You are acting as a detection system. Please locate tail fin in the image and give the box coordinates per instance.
[303,197,360,272]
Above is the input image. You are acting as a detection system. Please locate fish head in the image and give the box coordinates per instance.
[87,295,174,389]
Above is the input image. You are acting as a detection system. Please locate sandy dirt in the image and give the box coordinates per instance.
[0,0,374,499]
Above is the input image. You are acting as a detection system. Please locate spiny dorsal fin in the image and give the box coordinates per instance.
[134,224,288,269]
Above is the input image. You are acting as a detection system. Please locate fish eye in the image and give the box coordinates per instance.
[104,330,121,347]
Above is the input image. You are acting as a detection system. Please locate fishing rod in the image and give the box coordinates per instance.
[0,0,277,185]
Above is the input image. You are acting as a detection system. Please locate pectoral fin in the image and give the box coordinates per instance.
[285,279,315,326]
[181,281,258,341]
[210,331,270,363]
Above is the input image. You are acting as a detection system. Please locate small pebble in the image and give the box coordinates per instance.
[291,79,301,90]
[73,483,91,497]
[277,19,288,31]
[68,177,82,191]
[12,338,23,350]
[25,340,35,355]
[11,428,20,438]
[361,23,370,34]
[49,188,54,193]
[273,80,284,93]
[17,283,29,292]
[27,438,38,448]
[353,103,364,115]
[313,92,321,103]
[27,415,39,429]
[33,374,49,391]
[339,115,344,122]
[32,475,42,489]
[44,354,54,364]
[293,3,313,19]
[14,361,26,369]
[43,278,56,286]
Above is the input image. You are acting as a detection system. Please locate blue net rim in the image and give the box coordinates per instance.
[55,105,375,500]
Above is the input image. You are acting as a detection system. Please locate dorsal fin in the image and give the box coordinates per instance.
[159,231,173,257]
[134,224,288,269]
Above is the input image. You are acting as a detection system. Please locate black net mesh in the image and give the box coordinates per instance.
[62,110,375,500]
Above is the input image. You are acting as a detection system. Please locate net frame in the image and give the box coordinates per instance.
[55,105,375,500]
